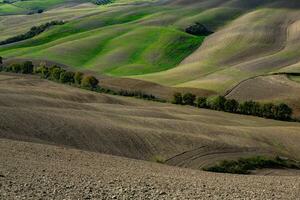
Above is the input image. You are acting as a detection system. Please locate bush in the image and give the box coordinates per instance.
[239,100,261,116]
[274,103,293,120]
[60,71,75,83]
[49,66,64,81]
[74,71,84,85]
[207,96,226,111]
[185,22,213,36]
[21,61,34,74]
[81,75,99,89]
[203,156,300,174]
[196,97,207,108]
[11,63,22,73]
[172,92,183,105]
[183,93,196,106]
[261,103,275,119]
[224,99,239,113]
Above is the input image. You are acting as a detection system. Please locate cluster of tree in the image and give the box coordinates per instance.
[35,65,99,89]
[0,20,65,46]
[92,0,112,5]
[185,22,213,36]
[2,61,34,74]
[1,61,99,89]
[172,93,293,121]
[27,9,44,15]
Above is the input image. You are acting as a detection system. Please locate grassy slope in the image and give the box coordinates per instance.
[2,0,300,95]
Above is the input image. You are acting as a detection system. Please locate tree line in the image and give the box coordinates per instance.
[0,59,164,102]
[172,92,293,121]
[1,61,99,89]
[0,21,65,46]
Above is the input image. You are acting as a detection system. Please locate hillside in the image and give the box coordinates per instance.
[1,0,300,112]
[1,73,300,168]
[1,138,300,199]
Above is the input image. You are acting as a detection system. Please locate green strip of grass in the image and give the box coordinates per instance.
[203,156,300,174]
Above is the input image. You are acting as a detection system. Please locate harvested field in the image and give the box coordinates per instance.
[1,138,300,199]
[1,73,300,169]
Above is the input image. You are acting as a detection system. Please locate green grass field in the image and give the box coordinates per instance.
[1,0,300,95]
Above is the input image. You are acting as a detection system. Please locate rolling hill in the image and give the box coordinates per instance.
[1,73,300,168]
[1,0,300,114]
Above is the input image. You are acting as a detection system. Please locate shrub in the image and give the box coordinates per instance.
[151,155,165,164]
[11,63,22,73]
[183,93,196,106]
[172,92,183,105]
[203,156,300,174]
[239,100,261,116]
[274,103,293,120]
[81,75,99,89]
[207,96,226,111]
[74,71,84,85]
[261,103,275,119]
[185,22,213,36]
[196,97,207,108]
[49,66,64,81]
[60,71,75,83]
[21,61,34,74]
[224,99,239,113]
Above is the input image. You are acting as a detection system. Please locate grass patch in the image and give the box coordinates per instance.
[203,156,300,174]
[150,155,165,164]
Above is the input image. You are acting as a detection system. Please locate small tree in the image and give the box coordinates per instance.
[21,61,34,74]
[74,71,84,85]
[274,103,292,120]
[60,71,75,83]
[172,92,183,105]
[11,63,22,73]
[261,103,275,119]
[224,99,239,113]
[207,96,226,111]
[49,66,64,81]
[81,75,99,89]
[183,93,196,106]
[196,97,207,108]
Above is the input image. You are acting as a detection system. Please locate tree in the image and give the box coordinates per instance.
[81,75,99,89]
[40,66,50,79]
[224,99,239,113]
[11,63,22,73]
[74,71,84,85]
[172,92,183,105]
[60,71,75,83]
[49,66,64,81]
[185,22,213,36]
[274,103,292,120]
[197,97,207,108]
[207,96,226,111]
[0,56,2,65]
[183,93,196,106]
[21,61,34,74]
[261,103,275,119]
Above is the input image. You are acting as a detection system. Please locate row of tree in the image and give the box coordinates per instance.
[1,61,99,89]
[172,93,293,121]
[0,21,65,46]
